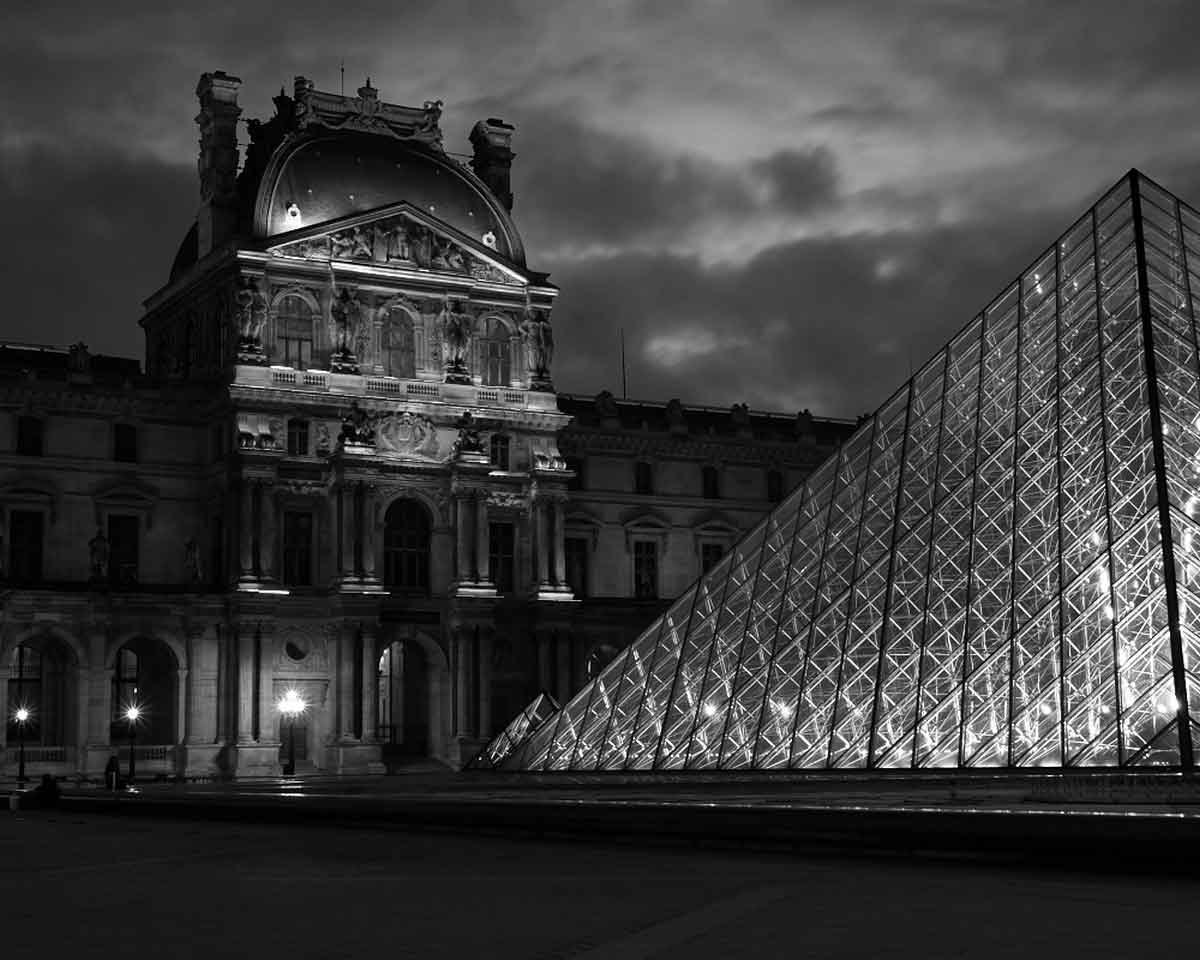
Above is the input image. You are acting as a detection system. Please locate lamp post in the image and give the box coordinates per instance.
[277,689,306,777]
[14,707,29,785]
[124,705,141,787]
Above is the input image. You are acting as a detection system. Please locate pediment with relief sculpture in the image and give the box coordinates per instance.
[267,206,524,286]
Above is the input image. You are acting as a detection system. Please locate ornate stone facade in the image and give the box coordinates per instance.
[0,74,853,781]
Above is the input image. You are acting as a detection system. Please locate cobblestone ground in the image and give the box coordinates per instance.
[2,811,1194,959]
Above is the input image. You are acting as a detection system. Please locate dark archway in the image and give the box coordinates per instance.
[377,639,431,759]
[7,636,76,747]
[111,637,178,745]
[384,499,432,595]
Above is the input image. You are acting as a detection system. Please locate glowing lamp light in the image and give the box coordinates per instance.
[14,707,29,723]
[277,689,307,718]
[285,201,301,224]
[124,705,141,723]
[702,702,718,718]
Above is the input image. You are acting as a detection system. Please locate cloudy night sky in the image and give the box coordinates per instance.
[4,0,1200,419]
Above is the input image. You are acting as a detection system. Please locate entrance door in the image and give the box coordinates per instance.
[278,716,309,766]
[378,639,431,758]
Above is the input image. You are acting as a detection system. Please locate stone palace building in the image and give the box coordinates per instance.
[0,72,853,778]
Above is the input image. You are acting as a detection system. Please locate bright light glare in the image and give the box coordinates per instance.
[125,705,141,722]
[277,689,307,717]
[14,707,29,723]
[702,702,717,718]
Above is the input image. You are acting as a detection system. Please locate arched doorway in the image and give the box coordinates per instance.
[383,499,431,594]
[7,635,77,761]
[377,631,449,765]
[110,637,178,746]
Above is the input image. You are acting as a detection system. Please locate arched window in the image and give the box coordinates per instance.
[275,295,314,370]
[384,499,432,594]
[7,642,69,745]
[476,316,511,387]
[110,638,177,744]
[490,434,510,471]
[383,308,415,379]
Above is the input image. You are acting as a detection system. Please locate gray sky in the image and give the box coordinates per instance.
[4,0,1200,418]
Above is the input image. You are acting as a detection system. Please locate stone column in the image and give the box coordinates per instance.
[360,629,378,742]
[475,492,490,584]
[454,628,474,736]
[361,489,379,585]
[176,667,189,745]
[455,496,472,583]
[259,483,278,583]
[478,628,493,739]
[238,480,255,583]
[337,627,356,740]
[340,484,358,584]
[236,628,255,744]
[86,633,110,748]
[535,501,551,587]
[552,499,567,587]
[257,632,276,743]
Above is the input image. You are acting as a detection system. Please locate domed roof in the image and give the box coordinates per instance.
[253,132,525,265]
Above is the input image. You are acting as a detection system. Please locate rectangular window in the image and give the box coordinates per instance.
[565,457,584,491]
[282,511,313,587]
[16,416,43,457]
[633,540,658,599]
[108,514,139,585]
[766,469,784,503]
[113,423,138,463]
[490,434,510,471]
[701,542,725,574]
[564,536,589,599]
[8,510,44,583]
[489,521,515,593]
[702,465,720,499]
[281,337,312,371]
[287,419,309,457]
[481,340,511,387]
[635,461,654,495]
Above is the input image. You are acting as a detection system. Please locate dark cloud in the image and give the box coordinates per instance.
[750,147,839,214]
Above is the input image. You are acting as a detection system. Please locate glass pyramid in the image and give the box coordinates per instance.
[508,170,1200,773]
[467,692,560,770]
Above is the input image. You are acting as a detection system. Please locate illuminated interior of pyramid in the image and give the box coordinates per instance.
[500,170,1200,773]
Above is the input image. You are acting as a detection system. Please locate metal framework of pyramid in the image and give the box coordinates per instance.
[467,692,559,769]
[508,170,1200,773]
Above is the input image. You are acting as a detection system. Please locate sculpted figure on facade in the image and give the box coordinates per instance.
[386,220,413,262]
[521,306,554,391]
[329,287,365,372]
[595,390,619,421]
[235,277,269,364]
[439,297,474,383]
[340,399,376,447]
[665,398,687,432]
[452,411,484,456]
[730,403,751,433]
[67,341,91,374]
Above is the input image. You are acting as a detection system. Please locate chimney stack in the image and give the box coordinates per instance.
[470,118,515,212]
[195,70,243,257]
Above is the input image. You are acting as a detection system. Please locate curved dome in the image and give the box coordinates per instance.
[254,133,524,265]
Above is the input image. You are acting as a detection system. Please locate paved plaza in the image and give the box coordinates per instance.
[4,803,1198,959]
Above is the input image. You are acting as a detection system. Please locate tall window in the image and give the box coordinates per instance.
[702,465,720,499]
[287,419,309,457]
[113,423,138,463]
[701,542,724,574]
[477,317,511,386]
[384,499,431,594]
[490,434,510,471]
[112,647,139,721]
[633,540,658,599]
[489,521,515,593]
[108,514,139,585]
[8,510,44,583]
[16,416,43,457]
[565,536,589,598]
[282,511,313,586]
[383,310,415,378]
[766,468,784,503]
[634,461,654,495]
[276,295,314,370]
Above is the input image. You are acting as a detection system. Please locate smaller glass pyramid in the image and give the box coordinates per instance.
[506,170,1200,774]
[467,691,560,770]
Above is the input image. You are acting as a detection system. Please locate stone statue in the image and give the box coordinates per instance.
[665,398,687,430]
[329,287,365,368]
[388,220,413,261]
[88,528,109,581]
[731,403,751,431]
[521,307,554,388]
[795,408,815,437]
[235,279,269,352]
[184,537,202,584]
[67,341,91,373]
[452,411,483,455]
[330,231,355,260]
[350,226,374,259]
[411,224,433,268]
[315,422,332,456]
[439,297,474,383]
[595,390,619,420]
[340,400,376,446]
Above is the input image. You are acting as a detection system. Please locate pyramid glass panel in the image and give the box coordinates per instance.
[467,692,560,770]
[505,171,1200,773]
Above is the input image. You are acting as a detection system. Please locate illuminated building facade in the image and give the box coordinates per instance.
[0,72,850,779]
[501,171,1200,773]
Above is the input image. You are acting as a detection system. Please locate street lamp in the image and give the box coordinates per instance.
[276,689,307,777]
[13,707,29,785]
[124,705,141,787]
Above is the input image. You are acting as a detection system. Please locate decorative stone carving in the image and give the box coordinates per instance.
[533,450,566,472]
[293,76,443,148]
[315,422,332,457]
[452,411,484,458]
[595,390,619,421]
[521,306,554,392]
[795,408,815,438]
[666,398,687,433]
[340,400,376,448]
[235,277,269,364]
[67,342,91,374]
[376,412,441,459]
[731,403,751,433]
[329,287,366,373]
[488,491,527,510]
[439,297,474,384]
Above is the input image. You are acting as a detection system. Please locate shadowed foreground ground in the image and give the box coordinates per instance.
[2,810,1195,959]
